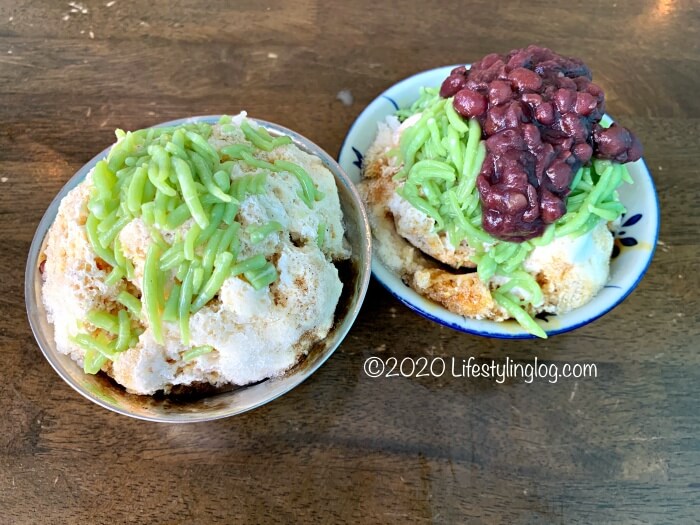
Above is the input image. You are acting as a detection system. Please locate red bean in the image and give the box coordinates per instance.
[535,143,556,179]
[553,88,576,113]
[558,76,577,90]
[521,93,542,107]
[482,209,504,233]
[574,92,598,116]
[508,67,542,91]
[487,129,525,154]
[489,187,529,214]
[560,112,588,142]
[534,102,555,126]
[593,123,630,158]
[466,78,488,92]
[439,73,468,98]
[522,124,542,150]
[573,142,593,163]
[507,50,533,70]
[488,80,514,106]
[453,88,488,119]
[545,160,573,191]
[504,101,526,127]
[475,60,505,83]
[522,184,540,222]
[500,165,529,188]
[484,106,506,135]
[574,76,591,91]
[540,189,566,223]
[586,82,603,97]
[534,59,561,76]
[478,53,502,70]
[505,190,529,213]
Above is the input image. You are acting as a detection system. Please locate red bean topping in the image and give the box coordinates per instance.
[439,45,643,241]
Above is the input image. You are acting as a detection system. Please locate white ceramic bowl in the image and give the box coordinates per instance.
[339,66,659,339]
[26,116,371,421]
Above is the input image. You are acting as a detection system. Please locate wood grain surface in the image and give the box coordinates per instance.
[1,0,699,523]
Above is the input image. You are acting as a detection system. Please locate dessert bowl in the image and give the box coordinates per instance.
[26,115,371,422]
[339,65,659,339]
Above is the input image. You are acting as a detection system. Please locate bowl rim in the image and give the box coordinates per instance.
[338,65,660,339]
[25,115,372,422]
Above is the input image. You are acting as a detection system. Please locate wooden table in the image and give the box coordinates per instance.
[1,0,698,522]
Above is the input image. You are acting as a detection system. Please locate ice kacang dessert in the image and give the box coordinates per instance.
[41,113,350,395]
[359,46,643,337]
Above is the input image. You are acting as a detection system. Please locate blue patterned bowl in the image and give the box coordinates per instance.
[339,66,659,338]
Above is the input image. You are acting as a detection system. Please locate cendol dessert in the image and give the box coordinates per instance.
[41,113,350,394]
[359,46,643,337]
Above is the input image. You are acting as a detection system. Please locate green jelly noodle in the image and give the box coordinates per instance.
[394,87,632,338]
[75,116,325,373]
